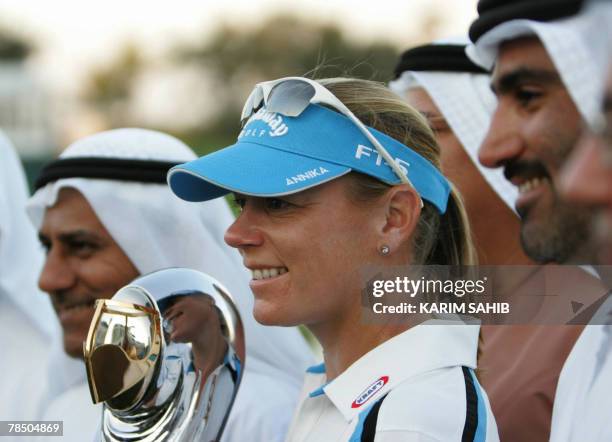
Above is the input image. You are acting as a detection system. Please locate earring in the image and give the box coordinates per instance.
[380,245,390,256]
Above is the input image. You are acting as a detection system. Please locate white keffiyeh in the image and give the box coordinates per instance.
[0,131,58,422]
[389,38,518,211]
[467,3,612,127]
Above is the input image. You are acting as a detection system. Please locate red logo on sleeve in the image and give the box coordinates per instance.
[351,376,389,408]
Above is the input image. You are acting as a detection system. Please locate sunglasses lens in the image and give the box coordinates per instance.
[267,80,315,117]
[241,86,265,124]
[252,86,264,109]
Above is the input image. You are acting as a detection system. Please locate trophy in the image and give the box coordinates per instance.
[83,268,245,441]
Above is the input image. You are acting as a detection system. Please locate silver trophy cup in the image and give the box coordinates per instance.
[84,268,245,442]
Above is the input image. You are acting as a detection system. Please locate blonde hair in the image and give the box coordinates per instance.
[318,77,477,267]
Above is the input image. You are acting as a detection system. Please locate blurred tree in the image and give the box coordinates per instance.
[81,14,446,154]
[0,25,50,187]
[172,14,401,152]
[0,28,31,60]
[83,44,143,127]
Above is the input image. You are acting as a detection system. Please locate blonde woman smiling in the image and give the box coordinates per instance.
[169,77,499,442]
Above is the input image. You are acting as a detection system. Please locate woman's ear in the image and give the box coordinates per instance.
[379,184,421,252]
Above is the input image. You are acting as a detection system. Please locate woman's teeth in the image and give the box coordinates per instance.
[518,177,546,194]
[251,267,288,280]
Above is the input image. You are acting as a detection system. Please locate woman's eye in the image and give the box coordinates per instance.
[265,198,290,211]
[233,197,246,211]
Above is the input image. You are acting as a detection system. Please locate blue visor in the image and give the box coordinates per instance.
[168,104,451,213]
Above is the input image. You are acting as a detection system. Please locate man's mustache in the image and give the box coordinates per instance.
[49,291,96,309]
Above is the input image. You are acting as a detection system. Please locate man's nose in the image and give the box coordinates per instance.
[38,246,76,295]
[479,103,524,169]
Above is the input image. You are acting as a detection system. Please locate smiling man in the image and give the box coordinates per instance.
[36,187,139,358]
[552,2,612,439]
[466,1,612,440]
[562,66,612,270]
[555,66,612,442]
[467,0,610,264]
[478,37,592,263]
[389,39,587,441]
[27,128,313,442]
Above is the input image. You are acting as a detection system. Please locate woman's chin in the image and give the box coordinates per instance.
[253,302,298,327]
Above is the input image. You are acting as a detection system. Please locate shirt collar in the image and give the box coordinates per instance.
[315,322,479,422]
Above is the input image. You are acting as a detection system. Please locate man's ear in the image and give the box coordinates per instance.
[379,184,421,253]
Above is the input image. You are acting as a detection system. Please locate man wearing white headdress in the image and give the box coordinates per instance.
[26,128,314,441]
[389,38,605,441]
[552,1,612,440]
[0,131,58,430]
[467,1,612,439]
[467,0,606,265]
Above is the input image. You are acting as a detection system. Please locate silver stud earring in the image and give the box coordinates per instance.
[380,245,390,256]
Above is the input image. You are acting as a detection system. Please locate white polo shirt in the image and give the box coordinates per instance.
[285,322,499,442]
[550,294,612,442]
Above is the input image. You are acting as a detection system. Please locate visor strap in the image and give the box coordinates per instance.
[34,157,179,190]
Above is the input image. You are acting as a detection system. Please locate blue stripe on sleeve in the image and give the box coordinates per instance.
[348,400,378,442]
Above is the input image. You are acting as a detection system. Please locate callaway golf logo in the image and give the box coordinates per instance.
[351,376,389,408]
[239,109,289,138]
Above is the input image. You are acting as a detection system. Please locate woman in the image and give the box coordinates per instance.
[169,77,499,441]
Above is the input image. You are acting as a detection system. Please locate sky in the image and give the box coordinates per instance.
[0,0,479,92]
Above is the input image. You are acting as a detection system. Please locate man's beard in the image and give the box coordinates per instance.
[520,196,593,264]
